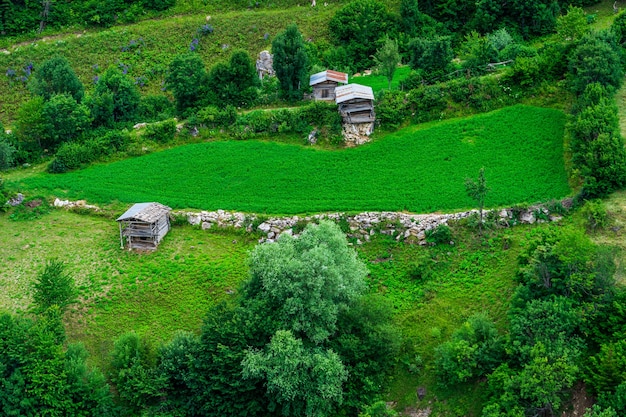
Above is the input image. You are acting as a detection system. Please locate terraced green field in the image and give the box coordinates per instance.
[15,105,571,214]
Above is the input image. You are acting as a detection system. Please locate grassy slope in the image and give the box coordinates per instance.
[0,206,524,416]
[0,210,258,365]
[0,4,340,124]
[13,105,571,214]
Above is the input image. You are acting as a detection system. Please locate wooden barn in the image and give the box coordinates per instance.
[309,70,348,101]
[335,83,375,124]
[116,202,171,250]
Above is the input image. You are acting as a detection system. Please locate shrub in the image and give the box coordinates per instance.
[425,224,452,245]
[49,130,127,173]
[581,200,610,231]
[407,85,446,123]
[41,94,91,150]
[144,120,177,142]
[32,260,77,313]
[435,313,503,387]
[138,95,175,122]
[29,56,85,103]
[0,138,16,170]
[197,105,237,128]
[375,90,409,129]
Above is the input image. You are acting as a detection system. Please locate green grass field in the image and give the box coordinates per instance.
[351,66,413,93]
[13,105,571,214]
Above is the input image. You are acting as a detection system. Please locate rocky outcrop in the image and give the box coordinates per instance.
[342,122,374,146]
[256,50,274,80]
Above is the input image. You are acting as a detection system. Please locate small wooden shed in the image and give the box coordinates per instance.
[116,202,171,250]
[335,83,375,123]
[309,70,348,101]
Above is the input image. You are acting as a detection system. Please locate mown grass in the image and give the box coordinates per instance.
[351,66,412,93]
[14,105,571,214]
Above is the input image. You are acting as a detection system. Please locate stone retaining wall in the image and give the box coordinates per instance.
[178,205,565,245]
[52,197,566,245]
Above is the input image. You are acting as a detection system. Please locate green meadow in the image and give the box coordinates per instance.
[14,105,570,214]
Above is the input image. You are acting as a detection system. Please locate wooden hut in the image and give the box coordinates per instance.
[335,83,375,123]
[309,70,348,101]
[116,202,171,250]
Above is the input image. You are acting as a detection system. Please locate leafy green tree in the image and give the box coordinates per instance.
[29,55,84,102]
[510,0,560,38]
[435,313,503,387]
[166,53,208,115]
[516,342,579,417]
[407,36,454,79]
[0,137,15,170]
[244,220,367,344]
[508,297,585,362]
[465,167,489,233]
[586,340,626,396]
[207,50,259,107]
[0,311,114,416]
[568,87,626,198]
[110,332,162,413]
[515,227,615,304]
[32,259,77,314]
[15,96,47,150]
[41,94,91,150]
[568,31,624,95]
[328,295,401,410]
[272,24,309,100]
[399,0,441,39]
[557,6,589,41]
[243,330,348,417]
[460,31,498,71]
[329,0,397,72]
[189,303,268,416]
[611,10,626,45]
[471,0,503,33]
[93,67,141,123]
[373,37,400,89]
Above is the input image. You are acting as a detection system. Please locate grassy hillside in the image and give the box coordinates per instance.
[0,4,340,124]
[0,202,527,415]
[12,105,571,214]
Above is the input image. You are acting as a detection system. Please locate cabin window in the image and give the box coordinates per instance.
[322,89,329,98]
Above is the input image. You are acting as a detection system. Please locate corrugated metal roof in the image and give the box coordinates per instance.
[335,84,375,104]
[117,202,171,223]
[309,70,348,86]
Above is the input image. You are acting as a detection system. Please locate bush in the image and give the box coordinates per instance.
[425,224,452,245]
[137,95,175,122]
[49,130,127,173]
[375,90,409,129]
[0,138,16,170]
[581,200,610,231]
[144,120,177,142]
[197,105,237,129]
[434,313,503,387]
[407,85,446,123]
